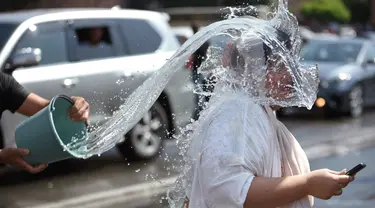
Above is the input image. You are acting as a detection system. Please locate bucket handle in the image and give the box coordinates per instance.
[49,95,75,112]
[49,95,91,131]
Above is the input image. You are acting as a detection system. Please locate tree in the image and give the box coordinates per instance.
[301,0,351,23]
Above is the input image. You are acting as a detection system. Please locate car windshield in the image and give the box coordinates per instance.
[301,40,362,63]
[0,23,18,50]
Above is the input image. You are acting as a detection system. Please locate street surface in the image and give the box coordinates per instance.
[2,109,375,208]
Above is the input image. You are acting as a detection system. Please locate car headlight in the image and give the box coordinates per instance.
[338,72,352,81]
[320,73,352,89]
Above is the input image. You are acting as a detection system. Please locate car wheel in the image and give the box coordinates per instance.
[347,86,364,118]
[117,101,169,161]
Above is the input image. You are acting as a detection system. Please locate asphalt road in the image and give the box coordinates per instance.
[2,109,375,208]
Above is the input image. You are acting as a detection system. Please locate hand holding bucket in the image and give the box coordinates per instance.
[15,95,89,165]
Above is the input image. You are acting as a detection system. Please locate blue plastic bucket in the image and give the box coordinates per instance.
[15,95,88,165]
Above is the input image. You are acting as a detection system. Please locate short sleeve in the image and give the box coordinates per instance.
[196,105,257,208]
[1,72,30,113]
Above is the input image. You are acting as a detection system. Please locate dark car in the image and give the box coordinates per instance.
[280,37,375,118]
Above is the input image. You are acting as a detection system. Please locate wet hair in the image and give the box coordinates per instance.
[227,28,292,69]
[263,28,292,62]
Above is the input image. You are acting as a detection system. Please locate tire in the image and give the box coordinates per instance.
[346,86,364,118]
[117,101,169,161]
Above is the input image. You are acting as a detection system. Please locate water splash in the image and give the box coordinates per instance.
[166,1,320,207]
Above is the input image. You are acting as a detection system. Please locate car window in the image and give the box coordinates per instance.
[0,23,18,50]
[12,21,68,66]
[118,19,162,55]
[72,24,118,61]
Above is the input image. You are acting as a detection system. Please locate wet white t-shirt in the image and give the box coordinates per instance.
[184,91,283,208]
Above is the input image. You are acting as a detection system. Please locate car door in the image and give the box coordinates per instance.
[1,20,71,146]
[64,18,127,127]
[362,44,375,104]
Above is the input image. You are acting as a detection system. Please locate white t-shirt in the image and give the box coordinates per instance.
[175,88,313,208]
[183,91,282,208]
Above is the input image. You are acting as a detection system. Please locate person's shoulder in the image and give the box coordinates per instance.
[205,94,260,125]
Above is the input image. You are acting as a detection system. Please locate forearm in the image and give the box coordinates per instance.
[244,175,309,208]
[16,93,49,117]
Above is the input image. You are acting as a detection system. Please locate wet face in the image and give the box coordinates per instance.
[265,54,294,101]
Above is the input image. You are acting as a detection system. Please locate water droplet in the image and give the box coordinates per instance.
[135,169,140,173]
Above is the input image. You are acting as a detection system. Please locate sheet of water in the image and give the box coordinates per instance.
[64,0,291,157]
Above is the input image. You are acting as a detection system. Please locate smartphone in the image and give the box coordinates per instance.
[346,163,366,176]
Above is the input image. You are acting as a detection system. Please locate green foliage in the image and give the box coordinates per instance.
[301,0,351,23]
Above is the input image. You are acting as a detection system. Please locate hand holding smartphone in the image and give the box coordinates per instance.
[346,163,366,176]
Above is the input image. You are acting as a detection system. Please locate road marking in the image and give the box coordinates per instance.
[26,176,177,208]
[71,185,169,208]
[26,130,375,208]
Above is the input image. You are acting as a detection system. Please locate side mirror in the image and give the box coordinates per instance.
[4,47,42,72]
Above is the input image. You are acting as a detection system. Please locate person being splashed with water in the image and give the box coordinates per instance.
[167,1,355,208]
[67,1,354,206]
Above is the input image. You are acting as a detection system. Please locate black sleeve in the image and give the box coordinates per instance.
[0,72,30,113]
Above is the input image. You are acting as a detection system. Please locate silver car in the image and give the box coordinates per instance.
[0,8,195,160]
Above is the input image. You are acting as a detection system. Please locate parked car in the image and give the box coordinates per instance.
[279,37,375,118]
[0,8,195,160]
